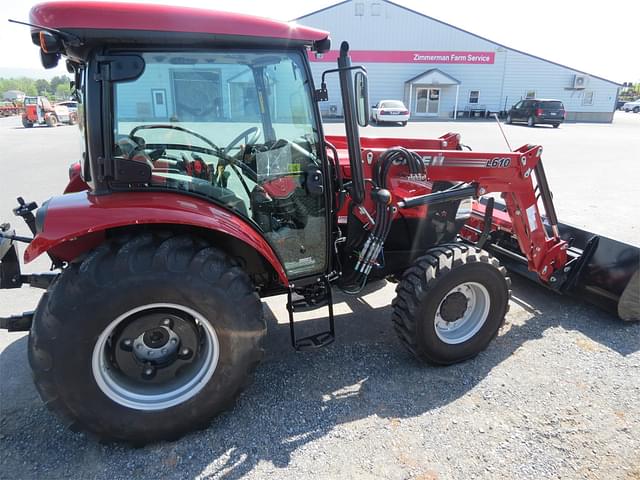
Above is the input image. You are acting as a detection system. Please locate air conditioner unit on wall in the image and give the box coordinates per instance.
[573,75,588,89]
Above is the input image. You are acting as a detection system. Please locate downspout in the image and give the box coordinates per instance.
[454,84,459,120]
[408,83,413,119]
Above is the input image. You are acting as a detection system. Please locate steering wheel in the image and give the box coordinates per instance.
[130,124,222,153]
[224,126,261,153]
[128,123,257,196]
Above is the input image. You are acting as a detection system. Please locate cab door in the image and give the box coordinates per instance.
[249,59,330,279]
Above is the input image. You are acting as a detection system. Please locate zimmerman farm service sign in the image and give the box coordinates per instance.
[310,51,495,64]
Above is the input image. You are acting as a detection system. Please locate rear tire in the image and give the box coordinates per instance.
[401,121,408,126]
[553,123,560,128]
[506,114,512,124]
[392,244,510,365]
[634,106,640,113]
[527,116,535,127]
[22,117,33,128]
[28,232,265,444]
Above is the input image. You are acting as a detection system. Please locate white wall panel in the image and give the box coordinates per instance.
[301,0,618,121]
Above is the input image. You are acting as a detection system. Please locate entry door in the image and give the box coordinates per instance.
[415,87,440,116]
[151,89,168,118]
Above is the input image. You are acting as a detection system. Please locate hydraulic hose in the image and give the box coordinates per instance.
[342,147,426,293]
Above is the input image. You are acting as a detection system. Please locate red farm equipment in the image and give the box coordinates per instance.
[21,95,76,127]
[1,2,638,444]
[0,101,21,117]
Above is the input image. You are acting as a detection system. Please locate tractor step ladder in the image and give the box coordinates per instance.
[287,275,335,350]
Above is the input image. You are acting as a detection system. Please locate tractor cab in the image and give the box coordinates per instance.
[108,50,330,278]
[27,1,359,282]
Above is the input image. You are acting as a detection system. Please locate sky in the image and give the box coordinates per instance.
[1,0,638,83]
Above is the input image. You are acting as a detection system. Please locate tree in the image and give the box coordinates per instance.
[50,75,70,93]
[35,79,50,96]
[55,82,71,100]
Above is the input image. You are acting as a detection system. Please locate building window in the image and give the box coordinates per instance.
[582,90,594,106]
[354,2,364,15]
[469,90,480,104]
[371,2,381,15]
[525,90,536,99]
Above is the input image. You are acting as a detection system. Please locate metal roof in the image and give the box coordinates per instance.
[296,0,621,87]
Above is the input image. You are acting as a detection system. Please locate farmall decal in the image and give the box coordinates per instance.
[310,51,495,64]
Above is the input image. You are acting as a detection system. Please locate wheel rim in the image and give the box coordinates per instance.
[434,282,491,345]
[92,303,219,411]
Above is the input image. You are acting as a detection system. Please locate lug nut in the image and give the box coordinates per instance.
[162,318,173,328]
[178,347,193,360]
[120,339,133,352]
[141,366,156,380]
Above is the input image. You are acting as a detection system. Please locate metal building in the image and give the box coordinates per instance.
[297,0,620,122]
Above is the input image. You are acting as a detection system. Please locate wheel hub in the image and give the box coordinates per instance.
[92,304,219,411]
[133,326,180,364]
[439,291,468,322]
[434,282,491,345]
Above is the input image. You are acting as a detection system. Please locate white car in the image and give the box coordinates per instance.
[622,99,640,113]
[371,100,410,125]
[53,104,72,123]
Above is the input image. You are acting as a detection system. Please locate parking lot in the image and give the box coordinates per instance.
[1,113,639,479]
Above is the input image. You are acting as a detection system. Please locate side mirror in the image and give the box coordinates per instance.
[354,71,369,127]
[40,49,60,69]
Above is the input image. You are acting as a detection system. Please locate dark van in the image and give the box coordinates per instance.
[506,99,565,128]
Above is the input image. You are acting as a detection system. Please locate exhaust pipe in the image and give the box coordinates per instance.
[337,41,365,205]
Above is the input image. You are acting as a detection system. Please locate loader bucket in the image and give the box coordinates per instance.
[555,222,639,322]
[468,202,639,321]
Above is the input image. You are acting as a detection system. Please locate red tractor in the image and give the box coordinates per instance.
[1,2,638,444]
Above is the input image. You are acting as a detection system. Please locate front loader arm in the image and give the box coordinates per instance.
[400,144,568,283]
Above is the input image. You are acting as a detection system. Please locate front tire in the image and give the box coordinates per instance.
[22,117,33,128]
[28,232,265,444]
[46,114,58,127]
[392,244,510,365]
[634,106,640,113]
[506,114,512,124]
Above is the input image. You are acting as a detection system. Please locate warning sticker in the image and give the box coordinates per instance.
[526,205,538,232]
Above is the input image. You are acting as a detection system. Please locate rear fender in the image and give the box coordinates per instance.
[63,161,89,194]
[25,191,288,286]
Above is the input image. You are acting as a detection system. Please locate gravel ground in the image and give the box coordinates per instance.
[1,114,639,479]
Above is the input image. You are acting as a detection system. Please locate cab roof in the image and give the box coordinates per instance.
[30,1,330,49]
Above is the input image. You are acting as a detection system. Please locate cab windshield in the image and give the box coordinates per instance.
[112,50,327,277]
